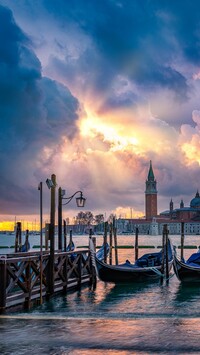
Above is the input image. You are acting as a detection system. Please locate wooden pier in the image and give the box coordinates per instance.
[0,248,96,313]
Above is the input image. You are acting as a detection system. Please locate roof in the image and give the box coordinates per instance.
[190,190,200,208]
[147,160,155,181]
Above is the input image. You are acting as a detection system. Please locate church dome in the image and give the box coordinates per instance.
[190,191,200,208]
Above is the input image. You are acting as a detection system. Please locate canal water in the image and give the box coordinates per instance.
[1,234,200,354]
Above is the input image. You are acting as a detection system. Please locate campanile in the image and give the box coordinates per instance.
[145,161,157,220]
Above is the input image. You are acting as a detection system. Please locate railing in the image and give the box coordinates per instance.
[0,249,96,312]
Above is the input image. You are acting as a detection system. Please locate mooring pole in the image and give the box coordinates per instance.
[104,221,108,263]
[113,222,118,265]
[15,222,19,252]
[69,229,73,248]
[18,222,22,252]
[63,220,67,252]
[181,221,185,261]
[160,225,166,285]
[165,225,169,285]
[135,226,139,261]
[109,223,113,265]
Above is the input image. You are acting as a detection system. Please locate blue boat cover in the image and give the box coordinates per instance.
[186,251,200,266]
[96,243,110,261]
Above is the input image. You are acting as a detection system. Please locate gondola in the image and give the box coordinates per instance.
[90,238,173,283]
[173,248,200,282]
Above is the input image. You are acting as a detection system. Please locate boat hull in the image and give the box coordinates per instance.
[95,258,173,283]
[173,255,200,283]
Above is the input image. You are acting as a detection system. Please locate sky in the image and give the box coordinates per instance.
[1,0,200,227]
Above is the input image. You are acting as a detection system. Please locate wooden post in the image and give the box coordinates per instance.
[135,227,139,261]
[45,223,50,250]
[24,261,31,310]
[18,222,22,252]
[77,254,82,289]
[69,229,73,248]
[63,220,67,252]
[92,236,96,252]
[24,230,29,251]
[104,221,108,263]
[113,225,118,265]
[0,257,7,313]
[109,223,113,265]
[165,226,169,285]
[48,173,56,296]
[15,222,21,252]
[58,187,63,250]
[160,225,166,285]
[181,221,184,261]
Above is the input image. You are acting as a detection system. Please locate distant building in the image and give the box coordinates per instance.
[145,160,157,220]
[116,162,200,235]
[160,190,200,221]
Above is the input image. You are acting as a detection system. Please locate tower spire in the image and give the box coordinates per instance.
[145,161,157,220]
[148,160,155,181]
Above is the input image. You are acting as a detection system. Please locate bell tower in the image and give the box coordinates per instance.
[145,161,157,220]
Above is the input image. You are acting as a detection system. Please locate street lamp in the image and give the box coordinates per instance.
[58,188,86,250]
[46,174,57,295]
[38,182,43,304]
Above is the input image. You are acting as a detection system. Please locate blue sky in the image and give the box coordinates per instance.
[1,0,200,222]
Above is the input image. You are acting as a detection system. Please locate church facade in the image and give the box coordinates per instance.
[116,161,200,235]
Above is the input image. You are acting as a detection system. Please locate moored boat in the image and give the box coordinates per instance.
[173,248,200,282]
[90,238,173,283]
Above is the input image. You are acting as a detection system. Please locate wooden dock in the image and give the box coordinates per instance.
[0,249,96,313]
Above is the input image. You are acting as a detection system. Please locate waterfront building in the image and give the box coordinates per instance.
[116,162,200,235]
[145,160,157,220]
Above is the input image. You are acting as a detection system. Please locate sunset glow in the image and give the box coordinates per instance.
[1,1,200,227]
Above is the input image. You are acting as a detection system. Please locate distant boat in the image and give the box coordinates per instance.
[90,238,173,283]
[21,240,30,252]
[173,248,200,282]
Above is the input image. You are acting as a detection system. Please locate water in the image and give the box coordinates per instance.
[1,234,200,354]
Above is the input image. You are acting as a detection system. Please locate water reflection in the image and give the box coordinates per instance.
[175,282,200,303]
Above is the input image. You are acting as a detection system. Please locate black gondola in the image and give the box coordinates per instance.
[173,248,200,282]
[90,238,173,283]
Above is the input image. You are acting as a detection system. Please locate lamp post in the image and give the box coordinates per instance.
[58,189,86,250]
[38,181,43,304]
[46,174,56,295]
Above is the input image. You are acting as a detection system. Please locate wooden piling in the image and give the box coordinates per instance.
[69,229,73,248]
[113,225,118,265]
[45,223,50,250]
[104,222,108,263]
[25,260,31,310]
[165,226,169,285]
[0,257,7,312]
[135,227,139,261]
[161,224,169,285]
[160,226,165,285]
[63,220,67,252]
[181,221,185,261]
[109,223,113,265]
[15,222,21,252]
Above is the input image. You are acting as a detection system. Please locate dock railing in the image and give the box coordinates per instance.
[0,249,95,313]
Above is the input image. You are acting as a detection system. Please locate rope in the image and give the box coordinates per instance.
[149,267,164,277]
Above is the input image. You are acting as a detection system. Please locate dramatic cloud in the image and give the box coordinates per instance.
[1,1,200,223]
[0,5,80,215]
